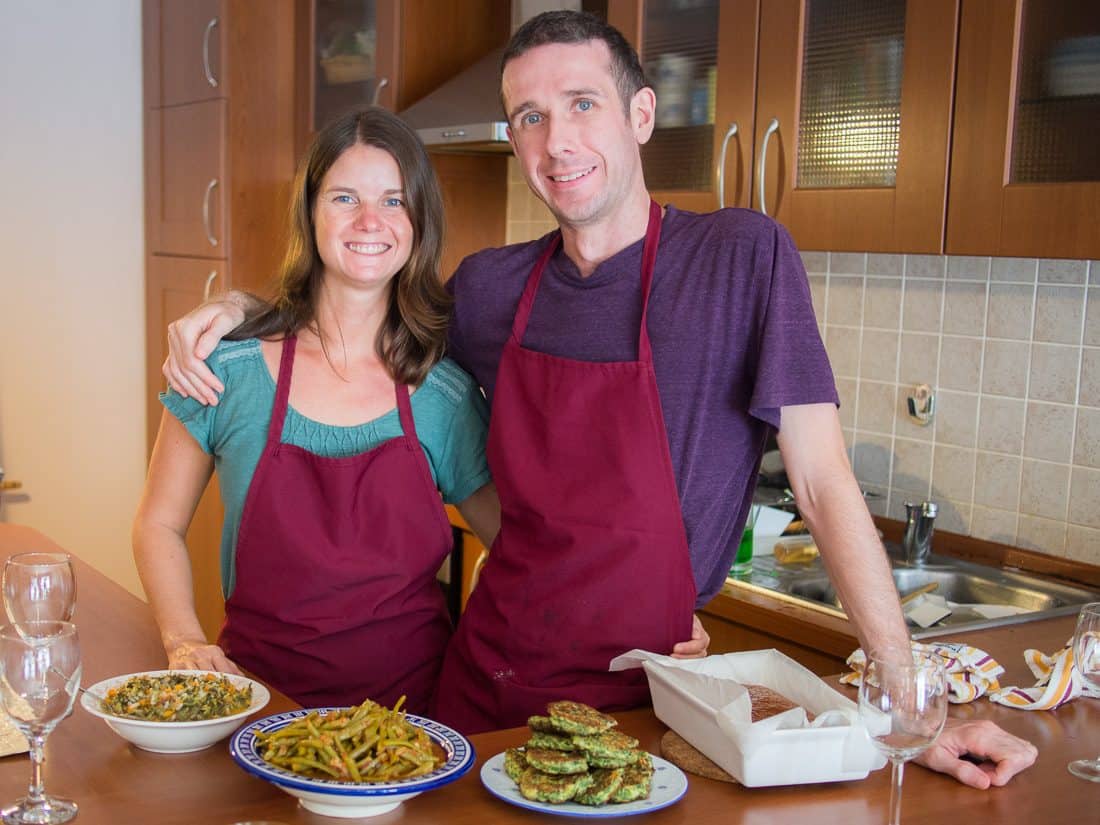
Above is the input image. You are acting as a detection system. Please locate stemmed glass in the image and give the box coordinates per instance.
[2,554,76,627]
[0,621,81,824]
[858,648,948,825]
[1068,601,1100,782]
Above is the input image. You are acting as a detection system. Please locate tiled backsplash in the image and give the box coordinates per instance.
[503,161,1100,566]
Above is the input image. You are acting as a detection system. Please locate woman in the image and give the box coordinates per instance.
[133,106,499,714]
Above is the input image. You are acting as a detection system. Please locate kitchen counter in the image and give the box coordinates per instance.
[0,523,1094,824]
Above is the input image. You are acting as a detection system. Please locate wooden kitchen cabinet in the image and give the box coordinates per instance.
[947,0,1100,259]
[145,0,226,107]
[610,0,957,253]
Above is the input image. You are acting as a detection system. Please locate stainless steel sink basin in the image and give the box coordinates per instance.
[728,543,1100,637]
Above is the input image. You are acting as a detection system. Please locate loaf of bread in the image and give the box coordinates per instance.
[744,684,811,722]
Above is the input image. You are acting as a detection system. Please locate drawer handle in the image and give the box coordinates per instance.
[202,17,219,88]
[716,122,739,208]
[202,270,218,301]
[372,77,389,106]
[758,117,779,216]
[202,178,219,247]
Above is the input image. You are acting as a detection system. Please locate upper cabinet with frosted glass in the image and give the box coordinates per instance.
[610,0,957,252]
[948,0,1100,259]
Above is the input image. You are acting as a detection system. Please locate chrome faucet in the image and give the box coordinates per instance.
[902,501,938,565]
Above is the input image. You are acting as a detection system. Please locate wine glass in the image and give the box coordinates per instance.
[2,554,76,627]
[0,621,81,824]
[858,647,947,825]
[1068,601,1100,782]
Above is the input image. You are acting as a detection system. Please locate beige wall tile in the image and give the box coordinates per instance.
[1092,261,1100,285]
[836,377,857,428]
[974,452,1022,510]
[986,283,1034,341]
[906,255,946,279]
[809,274,827,321]
[1039,259,1087,285]
[1023,401,1076,463]
[947,256,990,281]
[977,396,1025,454]
[982,340,1029,397]
[856,381,896,434]
[825,326,861,378]
[902,279,944,332]
[852,432,893,487]
[860,329,900,380]
[936,501,971,534]
[1066,524,1100,565]
[1081,348,1100,407]
[935,390,979,447]
[863,279,901,329]
[862,485,890,517]
[801,251,828,274]
[942,281,988,336]
[866,254,903,278]
[1069,466,1100,528]
[1016,515,1067,554]
[898,332,939,387]
[939,336,982,391]
[1086,288,1100,346]
[830,252,866,275]
[1074,406,1100,469]
[991,257,1037,283]
[971,505,1018,545]
[828,276,864,326]
[1019,459,1070,520]
[932,446,976,503]
[1034,285,1084,345]
[891,438,932,496]
[1028,343,1080,403]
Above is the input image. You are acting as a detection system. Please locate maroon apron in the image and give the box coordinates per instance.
[435,201,696,733]
[219,335,453,713]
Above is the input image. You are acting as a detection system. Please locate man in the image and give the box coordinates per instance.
[163,11,1035,787]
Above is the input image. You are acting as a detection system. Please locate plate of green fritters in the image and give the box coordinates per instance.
[479,700,687,817]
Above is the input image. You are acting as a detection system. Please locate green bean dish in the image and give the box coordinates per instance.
[101,673,253,722]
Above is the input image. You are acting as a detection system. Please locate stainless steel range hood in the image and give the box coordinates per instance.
[398,45,512,154]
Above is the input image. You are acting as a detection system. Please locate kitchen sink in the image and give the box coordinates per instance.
[729,543,1100,638]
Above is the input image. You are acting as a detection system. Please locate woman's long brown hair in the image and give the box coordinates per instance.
[229,105,449,385]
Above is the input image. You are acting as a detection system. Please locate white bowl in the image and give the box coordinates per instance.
[80,670,270,754]
[230,708,475,818]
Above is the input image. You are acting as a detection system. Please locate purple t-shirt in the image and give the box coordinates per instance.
[447,205,838,605]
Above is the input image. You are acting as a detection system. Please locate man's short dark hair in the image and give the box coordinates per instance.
[501,10,650,115]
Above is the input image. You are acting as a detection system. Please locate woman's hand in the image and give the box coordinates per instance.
[167,638,243,675]
[670,614,710,659]
[163,293,251,405]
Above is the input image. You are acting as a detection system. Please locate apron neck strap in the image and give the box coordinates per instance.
[509,200,664,362]
[267,334,297,448]
[394,381,417,440]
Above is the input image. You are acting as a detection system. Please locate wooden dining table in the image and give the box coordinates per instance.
[0,523,1094,824]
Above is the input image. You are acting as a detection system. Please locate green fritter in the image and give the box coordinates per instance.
[527,715,562,733]
[610,761,653,803]
[518,767,594,804]
[586,748,642,769]
[527,731,575,751]
[503,748,527,782]
[546,700,618,735]
[571,730,640,759]
[524,747,590,775]
[574,767,624,806]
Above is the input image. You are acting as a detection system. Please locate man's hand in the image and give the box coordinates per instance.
[167,638,243,675]
[916,718,1037,788]
[671,614,710,659]
[162,297,247,406]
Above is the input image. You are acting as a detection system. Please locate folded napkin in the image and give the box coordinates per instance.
[988,639,1100,710]
[840,642,1004,703]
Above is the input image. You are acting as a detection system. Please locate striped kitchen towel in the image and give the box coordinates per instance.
[841,642,1004,703]
[988,640,1100,710]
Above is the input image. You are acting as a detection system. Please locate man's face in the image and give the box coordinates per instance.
[502,40,655,230]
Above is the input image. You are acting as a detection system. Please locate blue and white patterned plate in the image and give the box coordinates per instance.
[230,707,475,818]
[480,751,688,818]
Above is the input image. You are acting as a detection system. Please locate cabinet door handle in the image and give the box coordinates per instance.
[757,117,780,216]
[202,178,219,247]
[372,77,389,106]
[202,17,220,88]
[716,122,739,208]
[202,270,218,301]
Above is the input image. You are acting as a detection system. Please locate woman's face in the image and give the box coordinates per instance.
[313,143,413,292]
